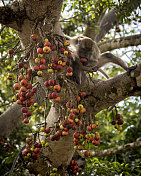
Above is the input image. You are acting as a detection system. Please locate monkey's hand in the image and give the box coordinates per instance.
[127,65,137,76]
[89,66,99,72]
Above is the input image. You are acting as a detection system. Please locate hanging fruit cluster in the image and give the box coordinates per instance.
[22,137,43,160]
[111,107,124,131]
[3,34,101,175]
[68,160,82,176]
[13,35,89,160]
[5,33,102,174]
[73,121,100,156]
[3,34,124,176]
[13,75,37,124]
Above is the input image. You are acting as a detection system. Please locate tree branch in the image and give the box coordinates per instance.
[0,3,26,31]
[83,0,105,40]
[83,1,140,42]
[0,0,63,32]
[90,141,141,157]
[87,63,141,115]
[95,1,140,42]
[95,8,118,42]
[98,34,141,53]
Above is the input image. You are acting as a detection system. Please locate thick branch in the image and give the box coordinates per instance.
[83,0,105,40]
[84,1,140,42]
[0,0,63,32]
[95,8,118,42]
[0,3,26,31]
[90,141,141,157]
[87,63,141,115]
[98,34,141,53]
[95,1,140,42]
[0,84,45,137]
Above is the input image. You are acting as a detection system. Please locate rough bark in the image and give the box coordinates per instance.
[0,1,26,31]
[84,63,141,115]
[98,34,141,53]
[89,141,141,157]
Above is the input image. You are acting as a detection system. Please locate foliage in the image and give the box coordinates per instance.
[0,26,19,114]
[83,157,141,176]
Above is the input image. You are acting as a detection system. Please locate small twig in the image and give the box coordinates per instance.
[17,44,34,62]
[0,25,5,34]
[1,0,5,6]
[13,40,20,50]
[44,96,48,128]
[32,81,39,88]
[14,48,26,54]
[0,103,10,108]
[0,54,8,61]
[120,49,135,57]
[108,105,116,112]
[8,145,26,176]
[59,9,95,22]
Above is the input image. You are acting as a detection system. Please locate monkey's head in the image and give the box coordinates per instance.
[69,36,100,70]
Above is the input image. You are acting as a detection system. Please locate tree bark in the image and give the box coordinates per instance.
[89,141,141,157]
[98,34,141,53]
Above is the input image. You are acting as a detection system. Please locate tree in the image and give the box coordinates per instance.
[0,0,141,175]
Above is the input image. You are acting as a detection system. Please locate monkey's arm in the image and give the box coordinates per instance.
[95,53,128,71]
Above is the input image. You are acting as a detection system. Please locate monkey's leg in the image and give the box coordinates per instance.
[96,53,128,71]
[97,53,137,76]
[72,61,83,84]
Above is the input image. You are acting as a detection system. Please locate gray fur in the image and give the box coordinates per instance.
[67,35,128,84]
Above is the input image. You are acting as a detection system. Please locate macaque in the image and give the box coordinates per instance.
[66,35,128,84]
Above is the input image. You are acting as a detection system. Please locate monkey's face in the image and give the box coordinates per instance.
[77,37,93,63]
[70,36,99,69]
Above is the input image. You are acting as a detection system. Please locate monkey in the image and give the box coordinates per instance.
[66,35,128,84]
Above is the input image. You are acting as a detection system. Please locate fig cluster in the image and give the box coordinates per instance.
[111,113,124,131]
[68,160,82,175]
[73,122,100,154]
[6,35,102,174]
